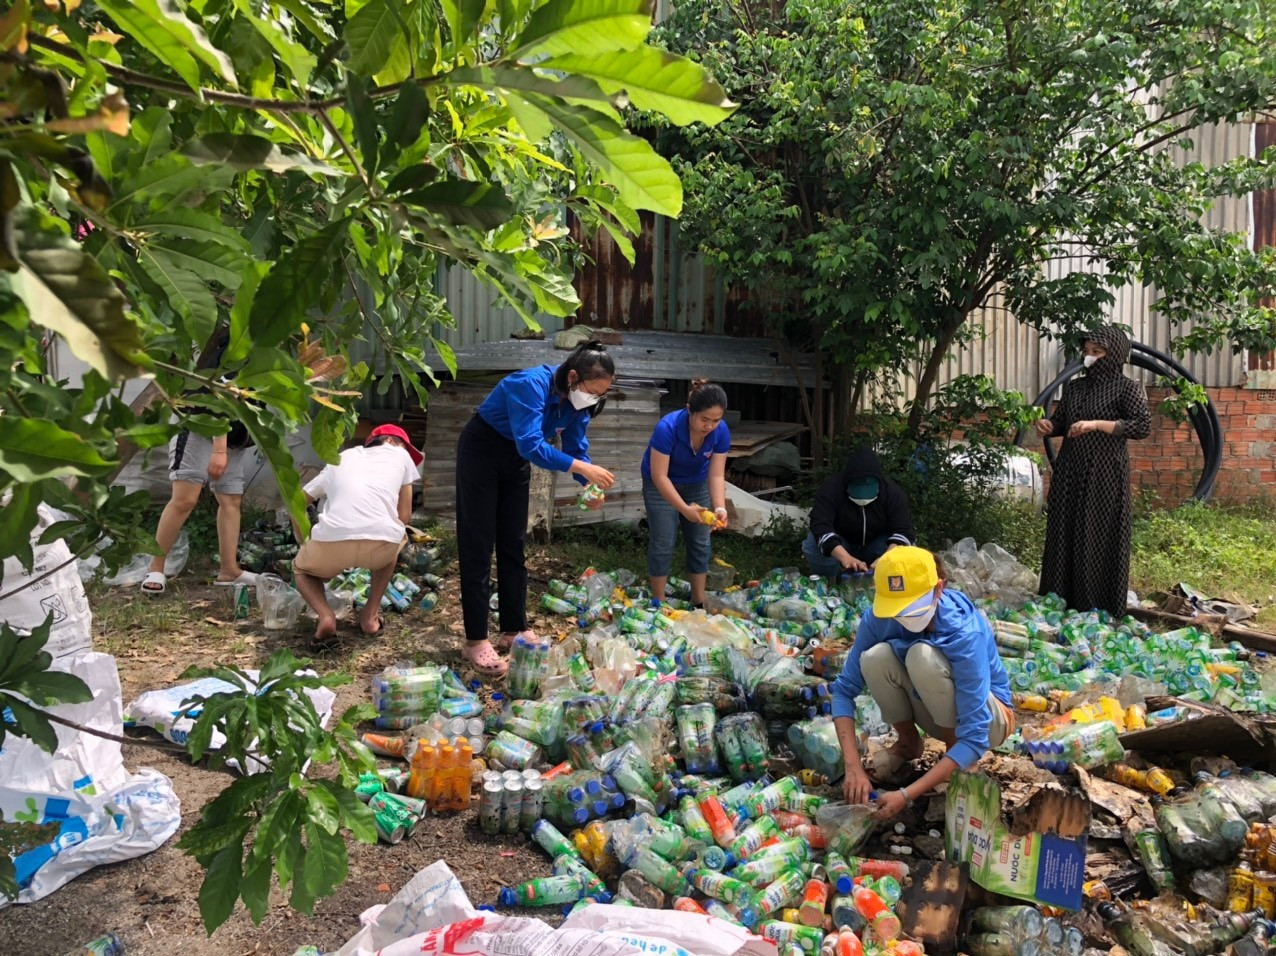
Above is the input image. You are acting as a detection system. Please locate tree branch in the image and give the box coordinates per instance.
[26,34,407,113]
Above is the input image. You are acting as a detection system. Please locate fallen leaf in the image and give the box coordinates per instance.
[376,883,391,893]
[500,851,516,858]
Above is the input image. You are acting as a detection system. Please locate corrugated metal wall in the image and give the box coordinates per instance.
[434,262,566,349]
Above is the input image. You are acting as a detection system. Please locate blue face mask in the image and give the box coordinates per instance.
[846,477,880,506]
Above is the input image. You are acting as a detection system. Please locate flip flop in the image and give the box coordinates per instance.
[141,571,166,595]
[215,570,258,587]
[462,640,509,677]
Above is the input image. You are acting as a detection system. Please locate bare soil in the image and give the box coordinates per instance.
[0,547,581,956]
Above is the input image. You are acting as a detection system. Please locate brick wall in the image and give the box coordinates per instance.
[1021,386,1276,506]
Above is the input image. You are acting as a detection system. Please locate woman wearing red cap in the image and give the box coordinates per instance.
[293,425,423,641]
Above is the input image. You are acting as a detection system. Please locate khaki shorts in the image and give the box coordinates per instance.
[294,538,404,580]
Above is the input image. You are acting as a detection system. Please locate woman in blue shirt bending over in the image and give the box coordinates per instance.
[641,379,731,608]
[830,546,1015,821]
[456,341,616,676]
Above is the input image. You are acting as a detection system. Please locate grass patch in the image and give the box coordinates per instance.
[1130,502,1276,606]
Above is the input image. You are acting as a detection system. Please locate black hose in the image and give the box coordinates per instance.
[1014,341,1223,503]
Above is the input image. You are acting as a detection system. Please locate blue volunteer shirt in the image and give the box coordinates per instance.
[830,589,1011,770]
[641,409,732,484]
[477,364,591,483]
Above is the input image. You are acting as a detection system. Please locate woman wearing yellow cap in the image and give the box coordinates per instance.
[829,546,1015,820]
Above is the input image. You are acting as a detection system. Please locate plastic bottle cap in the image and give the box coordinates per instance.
[497,889,516,906]
[478,903,496,912]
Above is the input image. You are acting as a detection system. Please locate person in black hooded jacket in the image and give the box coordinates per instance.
[804,447,916,575]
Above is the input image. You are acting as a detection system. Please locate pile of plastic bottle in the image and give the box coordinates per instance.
[344,559,1276,954]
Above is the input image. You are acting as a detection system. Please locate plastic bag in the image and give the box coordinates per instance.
[817,801,878,858]
[2,504,94,658]
[100,530,189,587]
[125,670,336,774]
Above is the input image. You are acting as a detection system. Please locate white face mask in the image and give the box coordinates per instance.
[897,602,937,632]
[1082,355,1098,369]
[569,387,600,410]
[849,495,878,507]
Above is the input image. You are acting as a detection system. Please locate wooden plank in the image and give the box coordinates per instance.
[1125,605,1276,654]
[728,421,808,450]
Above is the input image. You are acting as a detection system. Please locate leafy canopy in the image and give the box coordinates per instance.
[0,0,735,577]
[650,0,1276,433]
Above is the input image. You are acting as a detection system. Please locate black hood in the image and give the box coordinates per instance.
[842,446,886,481]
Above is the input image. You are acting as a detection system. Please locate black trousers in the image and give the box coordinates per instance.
[456,415,530,643]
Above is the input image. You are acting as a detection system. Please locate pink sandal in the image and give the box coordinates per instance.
[462,640,509,677]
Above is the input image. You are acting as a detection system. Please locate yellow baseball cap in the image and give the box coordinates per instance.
[873,546,939,619]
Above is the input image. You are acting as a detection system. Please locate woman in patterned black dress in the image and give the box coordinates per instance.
[1036,326,1151,616]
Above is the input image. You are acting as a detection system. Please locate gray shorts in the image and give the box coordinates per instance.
[169,431,249,495]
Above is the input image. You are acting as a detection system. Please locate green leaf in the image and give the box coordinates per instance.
[175,817,253,860]
[121,422,175,449]
[301,822,348,901]
[598,214,636,265]
[97,0,237,92]
[0,482,39,569]
[504,92,553,142]
[573,184,639,232]
[181,134,344,177]
[249,220,350,351]
[543,48,736,126]
[241,859,272,924]
[306,786,341,835]
[1,696,58,753]
[13,669,92,707]
[147,239,247,290]
[445,64,620,105]
[330,783,377,844]
[400,181,515,230]
[226,261,270,363]
[440,0,485,47]
[0,417,113,482]
[232,0,317,83]
[0,620,52,686]
[511,0,653,60]
[238,404,311,539]
[250,789,302,865]
[137,249,217,344]
[346,80,382,177]
[430,335,458,377]
[382,82,429,169]
[386,164,440,194]
[525,96,682,216]
[344,0,406,76]
[198,843,243,935]
[133,209,252,251]
[111,153,230,209]
[9,206,145,381]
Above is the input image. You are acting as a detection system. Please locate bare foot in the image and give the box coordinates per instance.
[359,610,384,636]
[314,614,338,643]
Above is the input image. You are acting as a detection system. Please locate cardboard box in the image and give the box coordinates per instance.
[945,771,1089,911]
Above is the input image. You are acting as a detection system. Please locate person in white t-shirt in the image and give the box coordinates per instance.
[294,424,422,641]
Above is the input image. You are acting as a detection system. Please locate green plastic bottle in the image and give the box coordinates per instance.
[498,874,585,906]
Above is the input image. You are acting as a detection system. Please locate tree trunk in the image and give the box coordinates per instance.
[907,313,967,436]
[812,348,825,467]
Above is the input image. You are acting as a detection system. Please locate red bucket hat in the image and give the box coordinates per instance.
[367,424,423,466]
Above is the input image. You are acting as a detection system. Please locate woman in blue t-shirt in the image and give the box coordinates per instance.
[641,379,731,607]
[455,341,616,676]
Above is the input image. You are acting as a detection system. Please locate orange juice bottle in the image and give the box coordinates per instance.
[450,745,474,811]
[408,743,435,800]
[428,745,454,812]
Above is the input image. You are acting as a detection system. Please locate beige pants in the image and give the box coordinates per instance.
[294,538,403,580]
[860,642,1012,747]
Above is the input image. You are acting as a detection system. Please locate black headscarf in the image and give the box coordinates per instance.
[1084,325,1131,378]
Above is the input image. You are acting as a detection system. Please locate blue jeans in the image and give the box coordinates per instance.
[802,532,894,578]
[644,478,711,576]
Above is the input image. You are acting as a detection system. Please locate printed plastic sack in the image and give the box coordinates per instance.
[336,861,771,956]
[563,904,775,956]
[2,503,94,659]
[0,653,128,795]
[125,670,337,774]
[0,771,180,907]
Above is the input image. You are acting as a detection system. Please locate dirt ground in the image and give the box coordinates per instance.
[0,549,580,956]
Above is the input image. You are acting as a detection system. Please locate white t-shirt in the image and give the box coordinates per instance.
[304,445,420,543]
